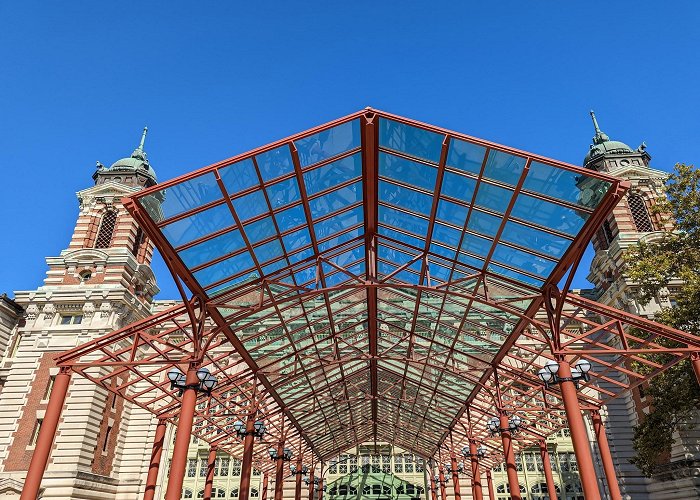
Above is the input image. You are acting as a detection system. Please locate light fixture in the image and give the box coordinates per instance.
[233,418,266,440]
[269,446,293,461]
[487,414,523,436]
[167,366,218,396]
[290,464,309,475]
[537,359,592,389]
[445,462,463,474]
[462,444,487,459]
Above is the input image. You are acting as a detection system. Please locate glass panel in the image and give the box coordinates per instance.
[178,229,245,268]
[432,222,462,249]
[483,150,527,186]
[231,190,269,222]
[255,145,294,182]
[379,118,444,164]
[379,227,424,250]
[194,251,256,287]
[379,152,438,191]
[502,221,570,258]
[488,263,543,287]
[491,244,556,278]
[309,181,362,219]
[474,182,514,213]
[243,217,276,245]
[446,138,487,175]
[460,233,492,258]
[379,180,433,215]
[276,203,307,231]
[523,161,612,208]
[265,177,300,209]
[161,203,234,248]
[467,209,502,238]
[295,120,361,168]
[219,159,259,196]
[379,206,429,238]
[313,206,363,241]
[143,172,222,222]
[511,194,588,236]
[281,227,312,253]
[440,170,477,201]
[303,153,362,196]
[317,226,362,253]
[436,199,468,227]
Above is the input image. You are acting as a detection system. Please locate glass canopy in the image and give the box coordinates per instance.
[128,108,622,459]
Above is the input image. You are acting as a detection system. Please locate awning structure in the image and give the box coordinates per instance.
[54,109,700,477]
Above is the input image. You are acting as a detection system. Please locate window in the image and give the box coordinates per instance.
[197,490,204,498]
[515,454,523,471]
[628,194,654,232]
[219,457,230,476]
[602,219,615,245]
[30,419,43,446]
[230,489,239,499]
[183,489,193,499]
[404,454,414,473]
[531,482,560,500]
[565,482,584,500]
[231,459,242,476]
[199,458,208,477]
[250,489,259,498]
[102,425,112,452]
[79,270,92,282]
[394,454,404,473]
[187,458,197,477]
[525,453,536,472]
[60,314,83,325]
[214,488,226,498]
[43,376,55,400]
[131,226,145,257]
[381,454,391,473]
[95,210,117,249]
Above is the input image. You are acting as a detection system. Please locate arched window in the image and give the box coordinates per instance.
[95,210,117,249]
[628,194,654,232]
[531,482,560,500]
[230,489,239,498]
[250,488,259,498]
[183,490,193,499]
[214,488,226,498]
[197,490,204,498]
[496,483,526,500]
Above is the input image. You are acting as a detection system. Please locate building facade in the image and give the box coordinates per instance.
[0,116,696,499]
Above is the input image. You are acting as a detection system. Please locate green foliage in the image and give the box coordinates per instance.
[623,164,700,476]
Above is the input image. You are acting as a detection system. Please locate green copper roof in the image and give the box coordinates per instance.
[584,111,633,166]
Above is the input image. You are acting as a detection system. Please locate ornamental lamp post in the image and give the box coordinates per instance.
[537,359,592,389]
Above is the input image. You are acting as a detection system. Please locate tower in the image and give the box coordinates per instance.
[0,130,160,498]
[582,113,700,499]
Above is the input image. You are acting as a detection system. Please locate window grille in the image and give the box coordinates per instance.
[95,211,117,249]
[131,226,145,257]
[602,220,615,245]
[628,194,654,232]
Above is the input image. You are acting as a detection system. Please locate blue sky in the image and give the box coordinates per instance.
[1,2,699,300]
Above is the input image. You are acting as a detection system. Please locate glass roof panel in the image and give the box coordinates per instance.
[379,152,438,191]
[265,177,301,209]
[275,203,306,231]
[492,244,556,278]
[474,182,514,213]
[523,161,612,208]
[219,158,260,196]
[231,190,269,222]
[436,199,468,227]
[143,172,222,222]
[487,263,544,287]
[440,170,477,201]
[501,220,571,259]
[313,205,363,241]
[432,222,462,249]
[379,180,432,215]
[446,138,487,175]
[379,118,444,164]
[303,153,362,196]
[255,145,294,182]
[295,119,361,168]
[511,194,588,236]
[194,251,255,288]
[309,182,362,219]
[466,209,502,238]
[178,228,245,268]
[482,150,528,186]
[161,203,234,247]
[243,217,277,245]
[317,226,362,253]
[253,238,284,265]
[378,206,429,239]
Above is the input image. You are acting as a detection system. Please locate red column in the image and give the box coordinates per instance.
[21,367,71,500]
[499,413,521,500]
[450,454,461,500]
[165,366,199,500]
[203,446,217,500]
[144,417,167,500]
[692,353,700,387]
[274,442,285,500]
[262,473,269,500]
[558,360,601,500]
[317,478,323,500]
[438,465,447,500]
[430,468,438,500]
[538,441,557,500]
[294,459,303,500]
[307,470,315,500]
[485,471,495,500]
[469,441,483,500]
[591,410,622,500]
[239,415,257,500]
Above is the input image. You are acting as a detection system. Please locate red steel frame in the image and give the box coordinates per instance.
[20,109,700,499]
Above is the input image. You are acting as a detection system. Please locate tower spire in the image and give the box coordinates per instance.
[138,126,148,151]
[589,110,609,144]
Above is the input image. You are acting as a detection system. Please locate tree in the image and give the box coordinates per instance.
[623,163,700,476]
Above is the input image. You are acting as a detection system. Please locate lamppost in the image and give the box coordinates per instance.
[488,413,523,500]
[167,366,218,395]
[233,420,267,440]
[461,444,486,459]
[537,359,591,389]
[462,443,487,500]
[290,463,309,476]
[269,446,293,500]
[232,417,266,500]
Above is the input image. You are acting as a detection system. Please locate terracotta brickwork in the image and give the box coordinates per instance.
[91,375,126,476]
[4,353,59,471]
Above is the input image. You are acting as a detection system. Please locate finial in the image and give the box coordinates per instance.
[138,126,148,150]
[590,110,601,134]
